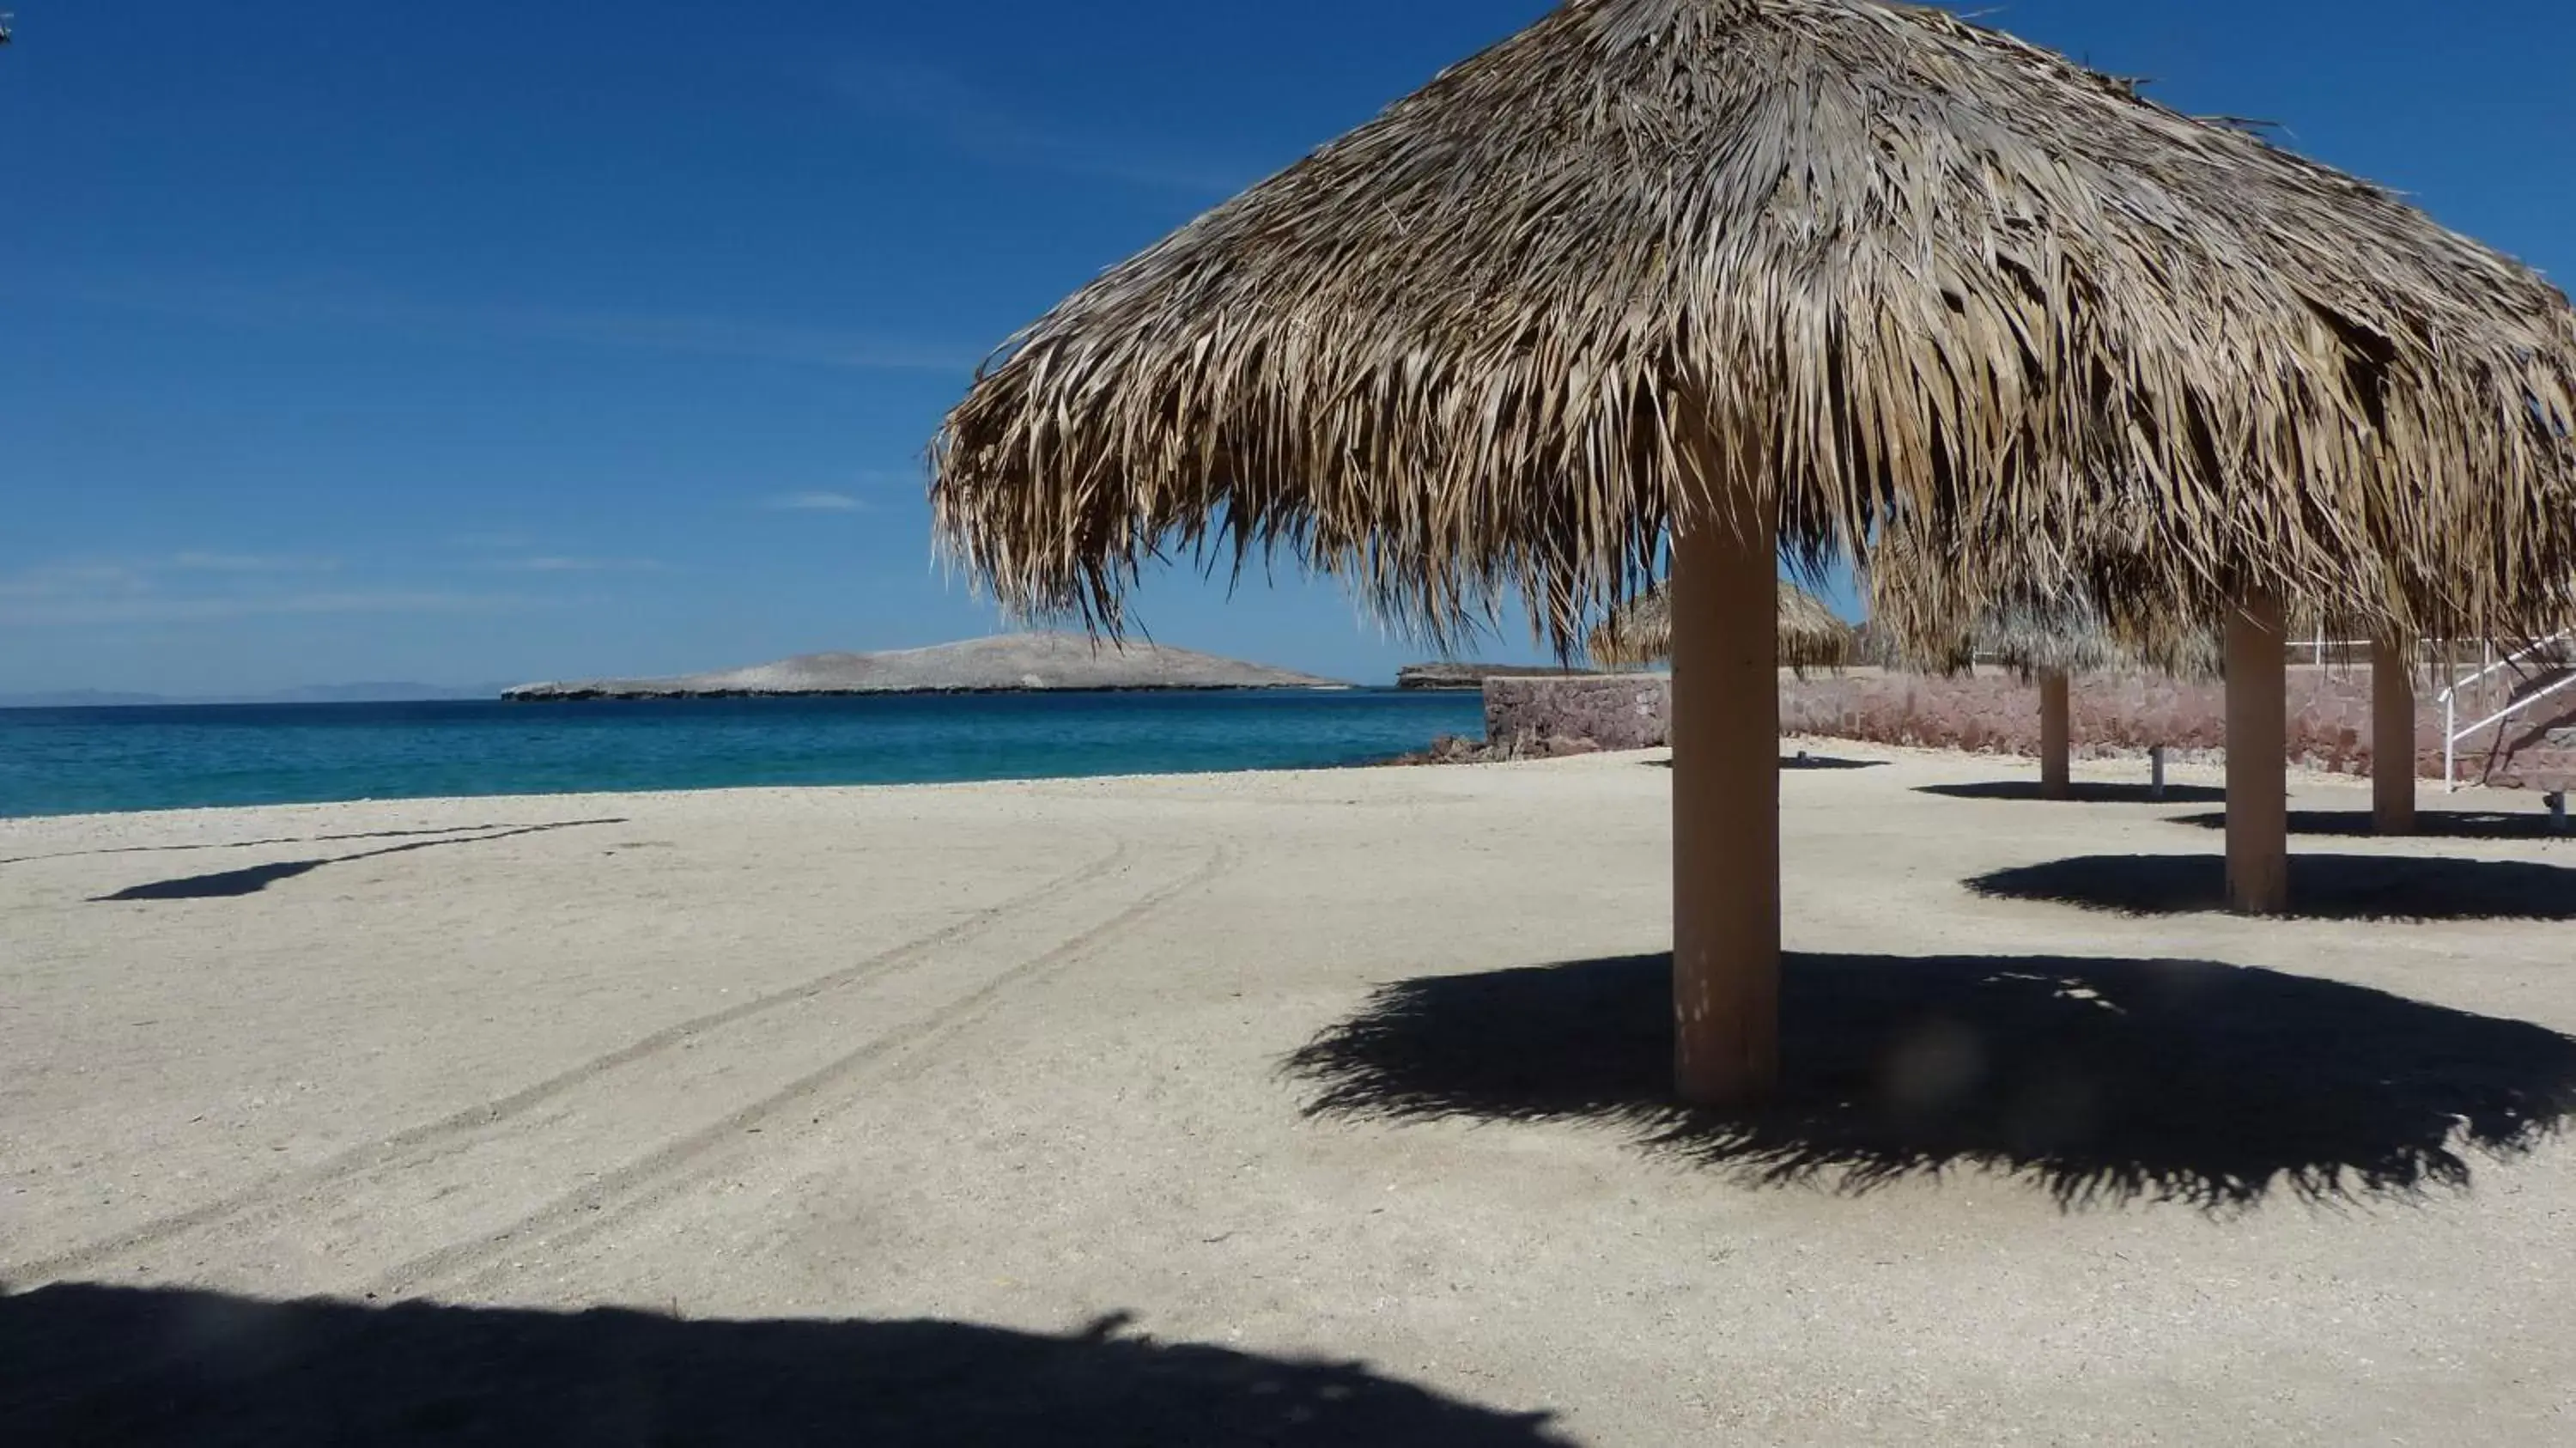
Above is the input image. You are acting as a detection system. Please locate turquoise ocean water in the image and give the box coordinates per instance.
[0,691,1487,820]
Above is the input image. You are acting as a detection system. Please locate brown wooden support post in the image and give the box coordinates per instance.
[1669,506,1780,1107]
[2038,669,2073,800]
[2226,587,2291,915]
[2372,636,2419,837]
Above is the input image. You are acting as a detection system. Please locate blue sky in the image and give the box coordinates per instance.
[3,1,2570,693]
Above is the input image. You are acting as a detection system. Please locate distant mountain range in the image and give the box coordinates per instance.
[0,683,508,709]
[505,633,1344,700]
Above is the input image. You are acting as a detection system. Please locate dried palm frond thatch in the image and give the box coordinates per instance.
[1973,599,2219,682]
[933,0,2576,651]
[1589,580,1852,671]
[1870,594,2225,683]
[1858,526,2223,679]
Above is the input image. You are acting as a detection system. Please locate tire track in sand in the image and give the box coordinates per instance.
[379,837,1242,1299]
[6,834,1133,1284]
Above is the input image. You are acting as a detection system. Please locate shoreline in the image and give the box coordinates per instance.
[499,683,1365,703]
[0,691,1484,823]
[1,737,2472,832]
[2,684,1388,713]
[0,751,1480,827]
[0,751,1654,833]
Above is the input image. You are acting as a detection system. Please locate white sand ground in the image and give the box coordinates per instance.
[4,744,2575,1443]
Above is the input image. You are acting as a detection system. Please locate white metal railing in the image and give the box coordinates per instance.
[2295,634,2437,665]
[2439,632,2576,790]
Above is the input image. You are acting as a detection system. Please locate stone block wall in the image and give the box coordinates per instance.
[1483,676,1671,754]
[1482,667,2576,789]
[1777,666,2405,775]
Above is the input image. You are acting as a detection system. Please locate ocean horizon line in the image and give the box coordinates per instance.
[0,691,1487,820]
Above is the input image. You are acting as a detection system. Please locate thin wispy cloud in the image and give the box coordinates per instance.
[26,275,985,375]
[497,306,979,374]
[171,551,341,574]
[482,555,667,574]
[2,552,335,598]
[763,490,872,513]
[0,587,535,628]
[0,562,149,599]
[835,58,1255,198]
[0,553,541,627]
[448,533,668,575]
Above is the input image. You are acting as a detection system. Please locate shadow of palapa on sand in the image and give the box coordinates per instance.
[1916,780,2227,805]
[0,1285,1569,1448]
[1285,952,2576,1210]
[92,820,629,903]
[2167,809,2573,843]
[1969,853,2576,922]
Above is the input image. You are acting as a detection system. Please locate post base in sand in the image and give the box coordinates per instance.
[2372,638,2419,837]
[2038,669,2072,800]
[2226,589,2290,916]
[1669,511,1781,1109]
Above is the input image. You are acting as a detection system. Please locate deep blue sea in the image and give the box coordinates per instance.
[0,691,1487,819]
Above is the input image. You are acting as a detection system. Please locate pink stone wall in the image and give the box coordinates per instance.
[1483,676,1671,753]
[1776,666,2416,775]
[1481,667,2576,789]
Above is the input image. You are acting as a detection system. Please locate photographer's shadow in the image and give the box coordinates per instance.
[0,1287,1569,1447]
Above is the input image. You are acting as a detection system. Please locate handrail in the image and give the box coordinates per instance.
[2440,632,2576,790]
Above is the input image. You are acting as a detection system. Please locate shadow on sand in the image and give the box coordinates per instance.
[0,824,525,869]
[2168,809,2572,842]
[1285,952,2576,1209]
[1781,751,1887,771]
[1968,853,2576,922]
[1916,780,2227,805]
[1643,755,1888,771]
[94,820,628,903]
[0,1285,1568,1447]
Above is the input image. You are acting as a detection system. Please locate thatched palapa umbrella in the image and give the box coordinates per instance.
[933,0,2576,1106]
[1871,532,2438,833]
[1589,580,1852,672]
[1965,601,2444,831]
[1968,599,2219,802]
[1939,602,2222,686]
[1865,566,2222,800]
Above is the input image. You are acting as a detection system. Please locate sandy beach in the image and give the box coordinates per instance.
[7,743,2576,1444]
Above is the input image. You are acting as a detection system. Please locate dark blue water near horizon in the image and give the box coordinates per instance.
[0,691,1488,819]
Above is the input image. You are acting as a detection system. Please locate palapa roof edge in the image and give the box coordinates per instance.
[1857,593,2226,683]
[933,0,2576,652]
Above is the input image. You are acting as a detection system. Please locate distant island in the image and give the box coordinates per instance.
[504,633,1346,701]
[1395,662,1607,691]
